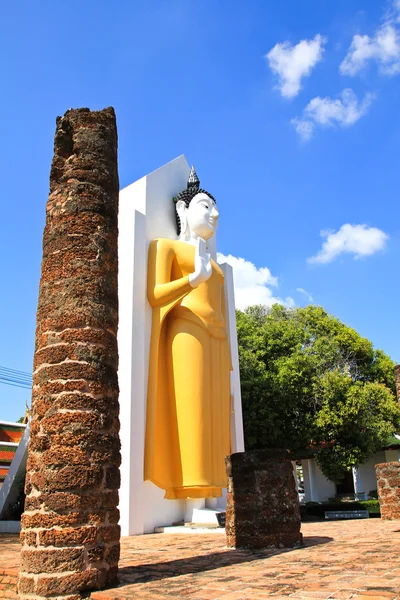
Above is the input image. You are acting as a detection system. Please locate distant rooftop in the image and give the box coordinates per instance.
[0,421,26,485]
[383,434,400,449]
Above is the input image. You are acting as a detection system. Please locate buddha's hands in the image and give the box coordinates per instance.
[189,238,212,288]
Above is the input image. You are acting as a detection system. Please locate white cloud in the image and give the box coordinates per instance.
[292,89,374,141]
[341,1,400,76]
[340,24,400,76]
[292,118,315,141]
[217,253,294,310]
[307,224,389,265]
[266,34,326,98]
[296,288,314,303]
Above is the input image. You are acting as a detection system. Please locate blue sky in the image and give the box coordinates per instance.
[1,0,399,421]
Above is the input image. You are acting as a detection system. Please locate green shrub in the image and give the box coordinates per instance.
[302,500,380,519]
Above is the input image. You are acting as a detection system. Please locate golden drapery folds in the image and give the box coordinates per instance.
[144,238,232,499]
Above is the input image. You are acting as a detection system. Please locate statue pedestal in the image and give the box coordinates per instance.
[184,499,205,523]
[191,509,221,526]
[118,156,245,535]
[184,497,227,525]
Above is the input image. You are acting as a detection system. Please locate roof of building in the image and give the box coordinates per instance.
[291,434,400,460]
[0,421,26,444]
[383,435,400,449]
[0,466,9,482]
[0,420,27,428]
[0,421,26,483]
[0,446,18,463]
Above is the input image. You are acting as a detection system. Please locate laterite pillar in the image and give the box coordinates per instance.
[376,462,400,520]
[225,450,302,549]
[18,107,121,599]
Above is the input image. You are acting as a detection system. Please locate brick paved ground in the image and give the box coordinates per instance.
[0,534,19,599]
[2,520,400,599]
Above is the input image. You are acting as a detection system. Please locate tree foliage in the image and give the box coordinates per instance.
[237,304,400,483]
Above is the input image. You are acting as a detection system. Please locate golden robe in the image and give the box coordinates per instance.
[144,238,231,499]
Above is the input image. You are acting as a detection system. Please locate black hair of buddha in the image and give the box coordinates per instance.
[173,186,216,235]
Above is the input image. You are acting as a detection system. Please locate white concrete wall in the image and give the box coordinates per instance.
[0,521,21,533]
[302,450,397,502]
[292,461,299,491]
[118,156,244,535]
[358,451,386,495]
[221,263,245,455]
[118,157,187,535]
[384,449,400,462]
[302,458,336,502]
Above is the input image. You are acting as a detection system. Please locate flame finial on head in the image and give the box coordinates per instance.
[173,165,215,235]
[187,165,200,189]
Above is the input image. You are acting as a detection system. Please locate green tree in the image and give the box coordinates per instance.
[237,304,400,483]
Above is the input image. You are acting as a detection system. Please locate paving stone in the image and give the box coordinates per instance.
[2,520,400,598]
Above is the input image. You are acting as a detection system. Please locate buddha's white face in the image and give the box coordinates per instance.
[177,193,219,241]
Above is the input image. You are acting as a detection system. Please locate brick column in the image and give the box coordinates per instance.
[225,450,302,549]
[18,108,120,599]
[376,462,400,520]
[394,365,400,403]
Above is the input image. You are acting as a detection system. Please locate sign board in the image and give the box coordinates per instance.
[325,510,369,520]
[216,512,226,528]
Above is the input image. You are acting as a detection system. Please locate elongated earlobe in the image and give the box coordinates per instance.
[176,200,187,236]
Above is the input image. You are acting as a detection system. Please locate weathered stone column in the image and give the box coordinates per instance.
[394,365,400,403]
[18,107,120,599]
[225,450,302,549]
[376,462,400,520]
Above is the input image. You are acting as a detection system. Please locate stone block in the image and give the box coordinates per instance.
[376,462,400,520]
[225,449,302,549]
[20,547,84,574]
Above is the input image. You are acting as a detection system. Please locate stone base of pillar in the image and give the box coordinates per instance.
[225,449,302,549]
[376,462,400,520]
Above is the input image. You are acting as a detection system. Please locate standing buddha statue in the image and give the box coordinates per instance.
[144,167,232,500]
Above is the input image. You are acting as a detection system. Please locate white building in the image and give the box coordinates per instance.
[300,437,400,502]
